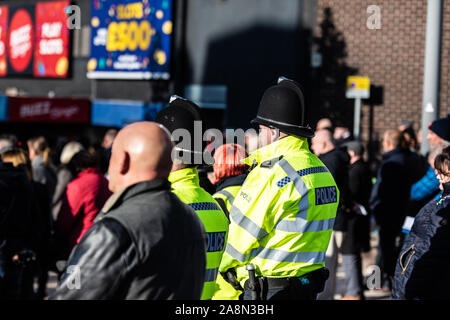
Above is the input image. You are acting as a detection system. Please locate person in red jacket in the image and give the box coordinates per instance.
[55,150,112,254]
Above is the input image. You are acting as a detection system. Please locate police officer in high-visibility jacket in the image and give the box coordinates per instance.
[155,96,229,300]
[219,77,339,300]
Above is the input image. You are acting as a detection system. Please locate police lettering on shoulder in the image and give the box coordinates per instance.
[155,96,229,301]
[218,76,339,300]
[315,186,338,205]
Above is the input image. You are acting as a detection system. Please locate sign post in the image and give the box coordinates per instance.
[346,76,370,140]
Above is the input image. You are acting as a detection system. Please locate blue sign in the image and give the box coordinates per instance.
[0,95,8,121]
[87,0,172,80]
[91,99,165,127]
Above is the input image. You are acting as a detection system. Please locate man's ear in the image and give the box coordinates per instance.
[270,128,279,140]
[119,151,130,175]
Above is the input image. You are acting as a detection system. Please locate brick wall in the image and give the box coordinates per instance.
[441,0,450,118]
[313,0,449,151]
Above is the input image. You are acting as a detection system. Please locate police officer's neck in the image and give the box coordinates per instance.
[262,132,289,148]
[171,160,197,172]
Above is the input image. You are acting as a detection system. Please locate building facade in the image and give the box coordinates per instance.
[311,0,450,155]
[0,0,448,156]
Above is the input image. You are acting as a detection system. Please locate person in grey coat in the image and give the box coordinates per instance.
[51,141,84,221]
[27,136,57,200]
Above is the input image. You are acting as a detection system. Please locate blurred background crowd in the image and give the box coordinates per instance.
[1,112,449,300]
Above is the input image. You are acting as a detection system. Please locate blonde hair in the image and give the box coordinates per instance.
[60,141,84,165]
[28,136,51,167]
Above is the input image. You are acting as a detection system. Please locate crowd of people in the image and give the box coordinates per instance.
[0,131,115,299]
[0,78,449,300]
[312,115,450,300]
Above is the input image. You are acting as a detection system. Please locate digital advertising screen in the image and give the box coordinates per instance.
[0,1,71,78]
[87,0,172,80]
[0,6,9,77]
[7,5,35,76]
[34,0,71,78]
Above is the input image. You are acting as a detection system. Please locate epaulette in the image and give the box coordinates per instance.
[260,156,283,168]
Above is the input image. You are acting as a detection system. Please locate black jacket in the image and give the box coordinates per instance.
[319,147,351,231]
[50,179,207,300]
[215,174,247,193]
[370,147,412,229]
[340,159,372,254]
[0,161,39,257]
[392,182,450,300]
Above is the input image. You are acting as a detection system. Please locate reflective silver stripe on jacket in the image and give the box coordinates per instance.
[230,206,269,239]
[225,243,325,264]
[204,267,219,282]
[216,190,235,203]
[274,159,335,233]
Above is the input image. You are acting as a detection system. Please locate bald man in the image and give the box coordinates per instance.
[316,118,333,131]
[51,122,207,300]
[370,129,413,291]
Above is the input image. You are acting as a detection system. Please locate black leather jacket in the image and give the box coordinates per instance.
[50,179,207,300]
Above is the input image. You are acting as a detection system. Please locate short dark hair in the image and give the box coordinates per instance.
[434,146,450,176]
[68,150,99,174]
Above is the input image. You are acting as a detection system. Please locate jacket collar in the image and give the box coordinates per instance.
[77,167,101,177]
[168,167,200,189]
[351,158,363,165]
[242,135,308,166]
[383,147,407,160]
[443,182,450,197]
[100,179,171,214]
[215,173,247,192]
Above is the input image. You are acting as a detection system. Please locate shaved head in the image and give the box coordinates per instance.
[316,118,333,131]
[382,129,406,153]
[311,129,335,156]
[108,122,174,193]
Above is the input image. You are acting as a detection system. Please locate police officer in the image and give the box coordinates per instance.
[155,96,229,300]
[218,77,339,300]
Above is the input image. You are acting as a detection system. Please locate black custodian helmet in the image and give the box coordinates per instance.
[251,76,314,138]
[155,95,205,159]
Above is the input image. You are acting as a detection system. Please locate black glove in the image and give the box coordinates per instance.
[220,269,243,291]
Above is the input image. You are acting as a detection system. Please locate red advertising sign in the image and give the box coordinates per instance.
[8,97,91,123]
[0,6,8,77]
[0,1,71,78]
[8,6,34,75]
[34,1,70,77]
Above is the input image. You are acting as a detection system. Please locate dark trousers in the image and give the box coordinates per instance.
[378,225,401,284]
[0,252,36,300]
[243,282,319,300]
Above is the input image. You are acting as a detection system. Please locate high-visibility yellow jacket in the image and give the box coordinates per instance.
[218,135,339,288]
[214,185,241,214]
[212,181,244,300]
[169,167,229,300]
